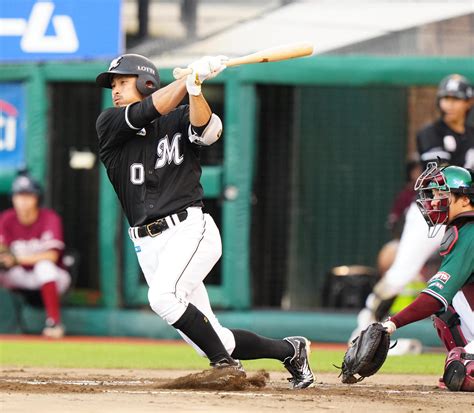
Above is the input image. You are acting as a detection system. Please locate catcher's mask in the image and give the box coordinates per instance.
[96,54,160,96]
[415,162,474,237]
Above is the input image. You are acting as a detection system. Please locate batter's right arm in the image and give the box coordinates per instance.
[151,78,187,115]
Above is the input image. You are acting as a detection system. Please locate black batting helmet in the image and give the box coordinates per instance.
[437,74,473,100]
[96,54,160,96]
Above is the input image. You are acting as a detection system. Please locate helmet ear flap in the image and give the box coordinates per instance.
[137,76,158,96]
[136,75,159,96]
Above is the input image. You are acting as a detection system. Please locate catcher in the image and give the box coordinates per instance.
[341,162,474,392]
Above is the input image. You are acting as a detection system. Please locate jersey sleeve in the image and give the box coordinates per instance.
[41,211,65,252]
[422,229,474,310]
[96,97,160,166]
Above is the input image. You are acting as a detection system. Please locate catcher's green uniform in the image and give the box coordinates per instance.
[423,215,474,341]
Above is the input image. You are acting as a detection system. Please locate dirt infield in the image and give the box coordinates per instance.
[1,367,473,413]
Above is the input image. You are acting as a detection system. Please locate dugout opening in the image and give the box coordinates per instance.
[47,82,102,302]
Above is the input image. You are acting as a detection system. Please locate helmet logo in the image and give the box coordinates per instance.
[137,65,155,75]
[108,56,123,71]
[445,78,460,92]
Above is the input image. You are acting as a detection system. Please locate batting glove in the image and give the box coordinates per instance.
[381,320,397,335]
[186,56,228,96]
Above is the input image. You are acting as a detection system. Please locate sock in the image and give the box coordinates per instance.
[40,281,61,324]
[172,303,229,364]
[230,329,294,361]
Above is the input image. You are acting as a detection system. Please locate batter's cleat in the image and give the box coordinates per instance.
[210,356,245,372]
[42,318,65,339]
[283,336,315,389]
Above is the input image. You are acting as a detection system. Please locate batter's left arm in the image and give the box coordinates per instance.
[189,93,212,127]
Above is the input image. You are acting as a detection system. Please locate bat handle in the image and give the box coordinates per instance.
[173,67,193,80]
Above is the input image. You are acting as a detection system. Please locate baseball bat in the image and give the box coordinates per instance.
[172,42,314,80]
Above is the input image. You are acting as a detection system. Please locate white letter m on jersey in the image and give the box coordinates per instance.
[155,134,184,169]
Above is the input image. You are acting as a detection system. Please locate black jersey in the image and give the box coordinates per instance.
[96,96,204,226]
[417,119,474,169]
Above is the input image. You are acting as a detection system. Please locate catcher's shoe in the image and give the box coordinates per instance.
[210,356,244,372]
[283,336,314,389]
[42,318,65,339]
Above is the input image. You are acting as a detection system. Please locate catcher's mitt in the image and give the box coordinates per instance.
[338,322,391,384]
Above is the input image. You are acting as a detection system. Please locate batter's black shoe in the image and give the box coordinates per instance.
[210,356,244,372]
[283,336,315,389]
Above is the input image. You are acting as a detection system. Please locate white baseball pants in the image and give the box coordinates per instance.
[130,207,236,356]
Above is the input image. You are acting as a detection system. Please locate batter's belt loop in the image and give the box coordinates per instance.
[129,210,188,239]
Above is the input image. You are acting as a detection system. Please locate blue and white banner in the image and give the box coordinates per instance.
[0,0,122,62]
[0,83,27,169]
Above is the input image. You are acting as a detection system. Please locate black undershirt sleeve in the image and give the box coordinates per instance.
[127,95,161,128]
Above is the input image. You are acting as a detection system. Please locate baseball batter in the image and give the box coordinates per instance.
[0,172,70,338]
[95,54,314,388]
[382,162,474,392]
[351,74,474,341]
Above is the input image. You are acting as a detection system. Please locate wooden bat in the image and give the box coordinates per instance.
[172,42,314,80]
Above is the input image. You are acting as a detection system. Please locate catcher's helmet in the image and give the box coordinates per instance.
[437,74,473,100]
[96,54,160,96]
[11,171,42,197]
[415,162,474,236]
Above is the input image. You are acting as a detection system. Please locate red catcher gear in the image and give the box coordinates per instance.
[432,305,468,351]
[443,347,474,392]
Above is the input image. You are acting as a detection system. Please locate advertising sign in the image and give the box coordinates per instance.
[0,0,122,61]
[0,83,26,169]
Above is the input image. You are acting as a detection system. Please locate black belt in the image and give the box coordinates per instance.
[135,210,188,238]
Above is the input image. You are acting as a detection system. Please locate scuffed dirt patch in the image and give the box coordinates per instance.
[160,368,269,390]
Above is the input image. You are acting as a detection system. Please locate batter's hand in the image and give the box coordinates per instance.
[186,56,228,96]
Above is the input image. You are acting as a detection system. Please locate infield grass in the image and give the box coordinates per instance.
[0,338,444,375]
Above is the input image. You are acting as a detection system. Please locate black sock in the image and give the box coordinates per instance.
[172,303,229,364]
[230,329,294,361]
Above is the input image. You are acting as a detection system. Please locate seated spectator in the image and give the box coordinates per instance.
[0,171,70,338]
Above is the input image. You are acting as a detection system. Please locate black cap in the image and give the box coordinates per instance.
[11,173,41,196]
[437,74,473,100]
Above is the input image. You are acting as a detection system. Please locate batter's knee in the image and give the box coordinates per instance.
[148,288,187,325]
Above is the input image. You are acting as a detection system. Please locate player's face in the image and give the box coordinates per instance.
[447,194,471,222]
[12,193,39,215]
[439,97,471,123]
[110,75,143,107]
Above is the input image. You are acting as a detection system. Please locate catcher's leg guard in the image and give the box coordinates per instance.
[432,306,468,351]
[443,347,474,392]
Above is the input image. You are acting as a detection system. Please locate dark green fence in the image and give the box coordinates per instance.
[1,56,473,311]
